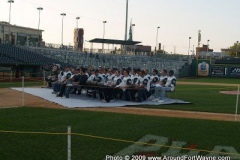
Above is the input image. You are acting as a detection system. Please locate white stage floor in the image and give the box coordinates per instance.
[11,88,190,108]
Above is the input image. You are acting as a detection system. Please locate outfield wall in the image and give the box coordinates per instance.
[193,59,240,78]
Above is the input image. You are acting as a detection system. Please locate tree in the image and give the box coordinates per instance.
[227,42,240,57]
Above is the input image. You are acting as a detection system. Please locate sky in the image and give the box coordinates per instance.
[0,0,239,54]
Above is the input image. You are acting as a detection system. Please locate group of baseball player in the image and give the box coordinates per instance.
[42,64,177,103]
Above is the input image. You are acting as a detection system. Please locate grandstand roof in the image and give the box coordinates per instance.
[199,51,228,56]
[88,38,141,45]
[0,21,44,32]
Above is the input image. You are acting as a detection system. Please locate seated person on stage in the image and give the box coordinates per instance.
[64,67,88,98]
[103,68,109,81]
[115,70,132,101]
[150,69,159,88]
[158,69,168,86]
[152,70,177,103]
[93,69,105,85]
[52,66,72,94]
[98,66,105,78]
[87,69,105,98]
[99,69,122,102]
[130,69,139,84]
[105,68,116,83]
[56,67,81,98]
[42,64,60,88]
[104,68,110,82]
[86,69,96,83]
[85,67,90,77]
[51,68,64,93]
[128,70,150,102]
[144,68,151,80]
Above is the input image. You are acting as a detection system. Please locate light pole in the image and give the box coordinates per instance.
[236,41,239,57]
[132,24,135,40]
[188,37,191,60]
[207,39,210,59]
[76,17,80,29]
[102,21,107,53]
[192,45,195,55]
[75,17,80,51]
[8,0,14,44]
[131,24,135,54]
[60,13,66,47]
[124,0,128,41]
[156,26,160,54]
[124,0,129,54]
[37,7,43,30]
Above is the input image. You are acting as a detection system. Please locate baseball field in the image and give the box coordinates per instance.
[0,77,240,160]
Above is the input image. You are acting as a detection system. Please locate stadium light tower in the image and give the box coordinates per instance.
[132,23,135,40]
[125,0,128,41]
[188,37,191,60]
[123,0,129,54]
[60,13,66,46]
[103,21,107,39]
[206,39,210,59]
[8,0,14,43]
[156,26,160,54]
[76,17,80,29]
[37,7,43,30]
[102,21,107,53]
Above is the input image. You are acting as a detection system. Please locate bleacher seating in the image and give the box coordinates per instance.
[0,44,188,77]
[0,44,67,66]
[25,46,187,77]
[0,54,20,64]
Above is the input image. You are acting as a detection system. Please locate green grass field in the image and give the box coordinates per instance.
[178,77,240,84]
[144,84,239,114]
[0,78,240,159]
[0,82,43,88]
[0,107,240,160]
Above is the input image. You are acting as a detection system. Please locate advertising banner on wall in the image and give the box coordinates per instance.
[210,66,228,76]
[230,67,240,76]
[198,62,209,76]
